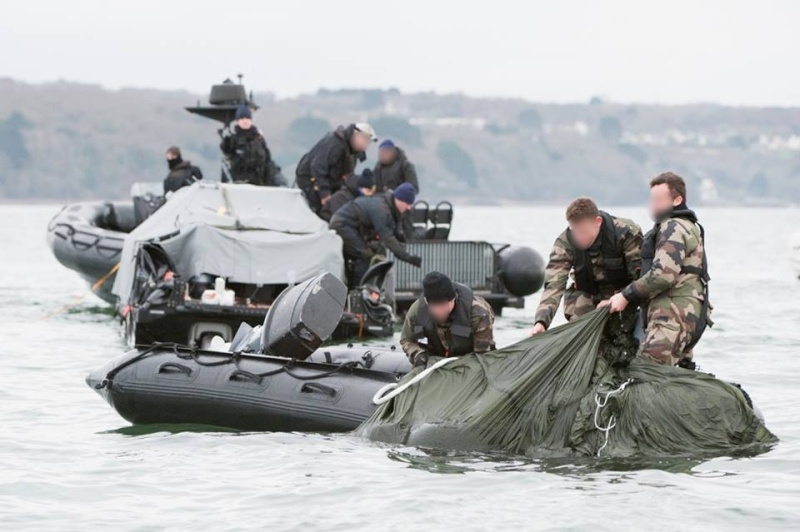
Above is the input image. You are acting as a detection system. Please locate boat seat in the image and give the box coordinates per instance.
[425,202,453,240]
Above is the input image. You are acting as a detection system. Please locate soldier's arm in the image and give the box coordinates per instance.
[370,209,413,261]
[219,135,233,155]
[622,224,643,281]
[400,301,427,361]
[404,161,420,192]
[622,220,688,303]
[471,300,495,353]
[533,234,572,329]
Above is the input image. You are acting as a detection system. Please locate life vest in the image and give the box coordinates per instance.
[411,283,474,358]
[567,211,632,297]
[640,206,711,351]
[164,162,197,193]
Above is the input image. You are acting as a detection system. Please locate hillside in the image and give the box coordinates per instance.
[1,78,798,205]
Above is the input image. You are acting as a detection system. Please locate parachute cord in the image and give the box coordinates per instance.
[593,378,634,457]
[372,357,460,405]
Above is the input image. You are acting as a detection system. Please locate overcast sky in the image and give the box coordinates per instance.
[2,0,798,106]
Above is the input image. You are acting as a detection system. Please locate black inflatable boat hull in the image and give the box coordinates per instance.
[87,345,411,432]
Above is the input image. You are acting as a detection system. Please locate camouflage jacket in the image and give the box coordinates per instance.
[400,293,495,362]
[621,216,706,310]
[534,215,642,328]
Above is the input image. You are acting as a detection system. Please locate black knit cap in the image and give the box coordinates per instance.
[422,271,456,303]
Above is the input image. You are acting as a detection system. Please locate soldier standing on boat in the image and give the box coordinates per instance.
[220,105,282,186]
[296,123,378,216]
[373,139,419,193]
[163,146,203,194]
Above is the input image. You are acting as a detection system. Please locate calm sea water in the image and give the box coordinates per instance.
[1,204,799,531]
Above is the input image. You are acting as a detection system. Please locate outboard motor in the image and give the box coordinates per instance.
[260,272,348,359]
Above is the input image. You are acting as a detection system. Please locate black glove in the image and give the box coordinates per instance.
[407,255,422,268]
[413,352,429,368]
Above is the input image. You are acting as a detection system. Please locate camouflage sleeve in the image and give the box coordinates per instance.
[471,298,496,353]
[533,232,573,329]
[622,219,688,303]
[400,300,427,361]
[622,223,643,281]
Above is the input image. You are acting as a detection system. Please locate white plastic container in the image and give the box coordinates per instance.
[214,277,226,294]
[201,289,220,305]
[221,289,236,306]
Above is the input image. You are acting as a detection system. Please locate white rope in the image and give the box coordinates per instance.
[593,378,633,456]
[372,357,461,405]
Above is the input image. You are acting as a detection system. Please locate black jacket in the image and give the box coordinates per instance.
[320,174,359,221]
[296,125,365,198]
[329,191,412,261]
[220,126,273,185]
[163,160,203,194]
[373,148,419,192]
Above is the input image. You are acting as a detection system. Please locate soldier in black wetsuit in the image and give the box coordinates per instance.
[296,123,378,215]
[329,182,421,288]
[163,146,203,194]
[220,105,282,186]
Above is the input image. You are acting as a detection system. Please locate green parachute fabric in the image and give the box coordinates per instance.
[357,309,776,457]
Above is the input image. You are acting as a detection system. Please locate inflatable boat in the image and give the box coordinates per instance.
[88,273,411,431]
[47,76,547,315]
[46,183,164,303]
[112,183,396,346]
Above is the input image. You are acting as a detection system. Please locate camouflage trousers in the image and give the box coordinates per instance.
[638,296,701,365]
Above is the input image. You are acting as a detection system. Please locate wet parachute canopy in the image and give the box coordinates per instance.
[357,309,776,458]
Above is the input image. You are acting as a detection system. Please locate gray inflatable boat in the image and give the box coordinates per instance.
[46,184,163,303]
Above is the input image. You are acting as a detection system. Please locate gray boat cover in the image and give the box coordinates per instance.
[112,183,344,303]
[357,309,776,458]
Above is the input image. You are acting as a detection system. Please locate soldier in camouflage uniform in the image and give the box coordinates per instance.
[532,198,642,334]
[401,271,495,367]
[602,172,711,366]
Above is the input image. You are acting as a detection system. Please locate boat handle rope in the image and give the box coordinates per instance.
[51,222,125,257]
[97,342,367,390]
[372,357,460,405]
[593,378,634,457]
[176,345,367,381]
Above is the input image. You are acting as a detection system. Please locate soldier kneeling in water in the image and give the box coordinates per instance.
[401,272,495,368]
